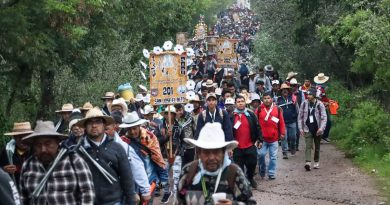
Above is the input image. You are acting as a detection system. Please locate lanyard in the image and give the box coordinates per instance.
[209,110,216,122]
[309,100,317,114]
[263,103,274,121]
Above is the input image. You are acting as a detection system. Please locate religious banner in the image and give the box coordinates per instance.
[216,38,239,69]
[149,51,187,105]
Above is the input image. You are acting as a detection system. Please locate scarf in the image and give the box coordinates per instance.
[233,108,250,117]
[192,152,231,185]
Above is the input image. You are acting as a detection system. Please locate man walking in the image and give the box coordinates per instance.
[256,92,285,180]
[20,121,95,205]
[232,96,261,188]
[298,88,327,171]
[77,108,136,205]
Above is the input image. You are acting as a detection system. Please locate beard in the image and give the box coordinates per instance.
[37,152,57,166]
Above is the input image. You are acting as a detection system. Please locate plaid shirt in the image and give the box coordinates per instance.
[20,153,95,205]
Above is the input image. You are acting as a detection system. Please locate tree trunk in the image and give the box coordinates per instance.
[36,69,55,120]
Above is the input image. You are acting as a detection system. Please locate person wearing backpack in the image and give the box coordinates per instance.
[195,93,234,141]
[298,88,327,171]
[176,123,255,205]
[231,95,262,189]
[256,92,286,180]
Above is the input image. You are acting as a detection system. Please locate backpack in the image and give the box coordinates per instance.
[184,160,238,192]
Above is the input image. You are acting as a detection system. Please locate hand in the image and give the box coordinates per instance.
[167,129,173,137]
[300,131,305,137]
[141,194,151,202]
[280,135,285,140]
[3,165,17,175]
[316,129,323,136]
[216,199,233,205]
[256,141,263,148]
[149,121,157,128]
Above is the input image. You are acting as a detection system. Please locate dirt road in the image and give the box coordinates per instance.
[154,142,387,205]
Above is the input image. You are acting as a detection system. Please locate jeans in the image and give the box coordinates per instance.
[233,145,257,180]
[156,159,170,194]
[283,122,297,153]
[258,141,279,177]
[305,133,321,162]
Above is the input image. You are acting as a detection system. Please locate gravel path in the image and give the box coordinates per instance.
[154,142,387,205]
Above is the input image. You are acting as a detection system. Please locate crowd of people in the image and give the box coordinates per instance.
[0,3,339,205]
[0,62,335,204]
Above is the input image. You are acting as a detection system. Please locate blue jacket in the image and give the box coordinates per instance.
[277,95,298,124]
[195,107,234,141]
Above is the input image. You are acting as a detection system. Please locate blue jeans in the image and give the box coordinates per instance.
[283,122,297,153]
[258,141,279,177]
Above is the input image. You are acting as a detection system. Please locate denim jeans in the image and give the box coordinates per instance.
[283,122,297,153]
[157,159,170,194]
[258,141,279,177]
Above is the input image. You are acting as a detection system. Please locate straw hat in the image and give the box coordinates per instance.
[248,71,256,76]
[119,111,148,128]
[141,105,155,115]
[76,107,115,128]
[215,88,223,96]
[55,104,74,113]
[80,102,93,111]
[101,92,115,99]
[202,79,218,88]
[22,121,67,143]
[4,122,34,136]
[280,83,291,90]
[184,123,238,150]
[108,98,128,116]
[314,73,329,84]
[286,71,298,80]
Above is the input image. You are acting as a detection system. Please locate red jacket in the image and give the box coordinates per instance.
[256,103,286,143]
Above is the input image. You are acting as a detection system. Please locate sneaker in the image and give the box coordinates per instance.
[322,138,330,142]
[305,162,311,171]
[154,186,161,197]
[313,162,320,169]
[161,192,172,204]
[283,153,288,159]
[291,150,296,156]
[249,178,258,189]
[268,175,276,180]
[296,147,300,151]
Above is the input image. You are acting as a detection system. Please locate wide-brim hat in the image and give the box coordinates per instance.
[23,121,67,143]
[138,85,148,92]
[76,107,115,128]
[248,71,256,76]
[289,78,299,85]
[69,109,83,129]
[202,79,218,88]
[184,123,238,150]
[108,98,128,115]
[80,102,93,111]
[119,111,148,128]
[189,94,203,103]
[314,73,329,84]
[141,105,155,115]
[101,91,115,99]
[264,65,274,72]
[280,83,291,90]
[134,94,144,102]
[55,103,74,113]
[286,71,298,80]
[162,105,176,114]
[4,122,34,136]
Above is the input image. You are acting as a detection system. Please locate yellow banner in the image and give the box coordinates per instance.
[149,51,187,105]
[216,38,239,69]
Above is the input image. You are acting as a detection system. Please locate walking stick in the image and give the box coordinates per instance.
[168,105,175,165]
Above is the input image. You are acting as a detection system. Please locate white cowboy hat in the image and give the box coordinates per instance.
[189,94,203,103]
[108,98,128,115]
[141,105,155,115]
[215,88,223,96]
[250,93,261,101]
[76,107,115,128]
[23,121,67,143]
[55,103,74,113]
[271,80,280,85]
[314,73,329,84]
[286,71,298,80]
[134,94,144,102]
[202,79,218,88]
[119,111,148,128]
[289,78,299,85]
[184,123,238,150]
[138,85,148,91]
[4,122,34,136]
[264,65,274,72]
[162,105,176,114]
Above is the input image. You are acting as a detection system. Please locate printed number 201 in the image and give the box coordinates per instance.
[163,87,174,95]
